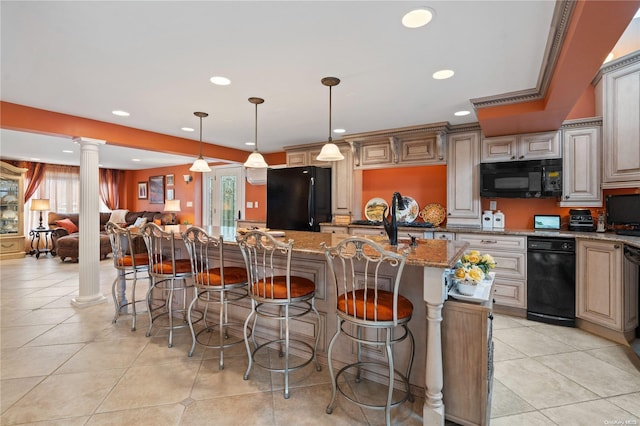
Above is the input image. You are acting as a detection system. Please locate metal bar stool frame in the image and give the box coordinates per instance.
[140,222,201,348]
[182,226,251,369]
[105,221,150,331]
[322,237,414,426]
[236,230,322,399]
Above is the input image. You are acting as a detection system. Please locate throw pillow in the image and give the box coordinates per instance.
[128,217,147,229]
[109,209,129,224]
[55,218,79,234]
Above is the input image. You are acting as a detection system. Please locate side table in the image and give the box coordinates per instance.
[29,228,55,259]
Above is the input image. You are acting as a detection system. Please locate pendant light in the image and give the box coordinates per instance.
[316,76,344,162]
[243,97,268,168]
[189,111,212,172]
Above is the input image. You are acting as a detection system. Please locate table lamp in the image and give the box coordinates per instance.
[163,199,181,227]
[30,198,50,229]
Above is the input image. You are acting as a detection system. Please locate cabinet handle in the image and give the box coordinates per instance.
[480,240,498,244]
[565,195,570,200]
[518,155,525,159]
[447,212,451,216]
[488,314,494,320]
[510,156,516,160]
[614,244,620,249]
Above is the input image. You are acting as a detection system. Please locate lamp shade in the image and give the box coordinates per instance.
[189,157,211,172]
[244,152,268,168]
[164,199,181,212]
[316,143,344,161]
[30,199,50,211]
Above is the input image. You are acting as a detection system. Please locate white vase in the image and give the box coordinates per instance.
[456,281,478,296]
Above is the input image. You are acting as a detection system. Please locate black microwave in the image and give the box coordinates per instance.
[480,158,563,198]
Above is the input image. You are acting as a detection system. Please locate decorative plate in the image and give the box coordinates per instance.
[395,196,419,223]
[2,195,17,204]
[420,203,446,226]
[1,210,17,219]
[365,197,389,222]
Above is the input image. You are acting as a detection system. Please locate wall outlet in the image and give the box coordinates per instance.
[489,200,497,210]
[255,201,259,208]
[186,201,193,207]
[246,201,253,208]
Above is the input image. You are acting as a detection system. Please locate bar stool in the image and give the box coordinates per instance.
[105,221,150,331]
[322,237,414,426]
[236,230,321,399]
[140,222,199,348]
[182,226,249,369]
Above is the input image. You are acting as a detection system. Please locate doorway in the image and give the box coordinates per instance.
[201,165,245,238]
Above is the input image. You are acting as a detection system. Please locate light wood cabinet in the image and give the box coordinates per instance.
[446,130,481,228]
[595,53,640,188]
[456,233,527,309]
[0,161,27,259]
[560,121,602,207]
[577,240,625,331]
[344,123,447,170]
[481,131,560,163]
[443,295,493,425]
[319,225,349,234]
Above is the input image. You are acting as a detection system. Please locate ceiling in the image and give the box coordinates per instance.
[1,1,639,170]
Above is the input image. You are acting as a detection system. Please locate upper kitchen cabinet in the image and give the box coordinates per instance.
[594,52,640,188]
[560,118,602,207]
[481,130,561,163]
[286,147,329,167]
[343,123,448,170]
[446,127,482,228]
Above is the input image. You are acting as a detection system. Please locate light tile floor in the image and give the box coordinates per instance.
[1,256,639,425]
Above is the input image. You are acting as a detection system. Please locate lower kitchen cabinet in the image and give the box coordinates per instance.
[456,234,527,309]
[442,297,493,426]
[577,239,637,336]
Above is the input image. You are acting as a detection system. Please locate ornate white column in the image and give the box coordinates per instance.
[423,266,446,426]
[71,137,107,308]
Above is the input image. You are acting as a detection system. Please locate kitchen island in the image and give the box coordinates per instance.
[215,228,469,425]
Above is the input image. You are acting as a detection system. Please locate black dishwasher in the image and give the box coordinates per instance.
[527,236,576,327]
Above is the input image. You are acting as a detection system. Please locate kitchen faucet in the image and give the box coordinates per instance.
[382,192,405,246]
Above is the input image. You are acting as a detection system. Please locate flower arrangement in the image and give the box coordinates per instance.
[453,250,497,286]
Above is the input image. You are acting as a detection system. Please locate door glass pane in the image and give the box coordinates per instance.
[221,174,236,230]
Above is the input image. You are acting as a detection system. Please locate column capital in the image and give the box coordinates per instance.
[73,136,105,146]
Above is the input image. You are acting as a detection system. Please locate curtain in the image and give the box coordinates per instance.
[99,168,122,210]
[26,165,80,231]
[0,160,46,202]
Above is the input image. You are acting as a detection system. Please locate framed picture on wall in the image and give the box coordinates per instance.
[149,175,165,204]
[137,182,148,199]
[166,174,174,186]
[166,188,174,201]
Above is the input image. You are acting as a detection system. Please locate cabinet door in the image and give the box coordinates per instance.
[561,127,602,207]
[602,60,640,186]
[286,151,307,167]
[577,240,623,331]
[350,227,386,237]
[399,135,442,164]
[447,132,481,227]
[360,142,393,167]
[332,145,360,217]
[481,135,517,163]
[519,131,561,160]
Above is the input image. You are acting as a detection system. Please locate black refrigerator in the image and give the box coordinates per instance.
[266,166,331,232]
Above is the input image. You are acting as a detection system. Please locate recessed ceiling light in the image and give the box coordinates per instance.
[402,8,434,28]
[333,128,346,134]
[245,142,255,146]
[30,157,40,161]
[132,158,141,162]
[62,150,73,154]
[181,127,195,132]
[112,110,130,117]
[454,110,471,116]
[433,69,455,80]
[210,76,231,86]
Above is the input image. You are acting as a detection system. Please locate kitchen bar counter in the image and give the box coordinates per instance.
[185,226,468,425]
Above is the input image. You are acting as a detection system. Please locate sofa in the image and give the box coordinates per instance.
[48,210,169,262]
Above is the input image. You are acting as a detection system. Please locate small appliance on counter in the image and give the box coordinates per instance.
[569,209,595,232]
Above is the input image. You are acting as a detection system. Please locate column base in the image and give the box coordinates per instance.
[423,403,445,426]
[71,294,107,308]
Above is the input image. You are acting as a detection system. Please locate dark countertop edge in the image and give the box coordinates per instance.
[319,223,640,249]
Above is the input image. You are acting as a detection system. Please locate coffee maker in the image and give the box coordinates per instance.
[569,209,595,232]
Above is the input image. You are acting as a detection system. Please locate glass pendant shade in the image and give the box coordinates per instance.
[244,151,268,168]
[190,157,211,172]
[316,142,344,161]
[244,97,268,169]
[190,111,211,172]
[316,76,344,162]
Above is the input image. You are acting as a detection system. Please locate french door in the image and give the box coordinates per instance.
[202,165,245,238]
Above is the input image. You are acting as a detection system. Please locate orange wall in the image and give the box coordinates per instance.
[361,166,447,221]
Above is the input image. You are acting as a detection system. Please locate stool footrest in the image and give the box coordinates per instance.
[335,361,412,410]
